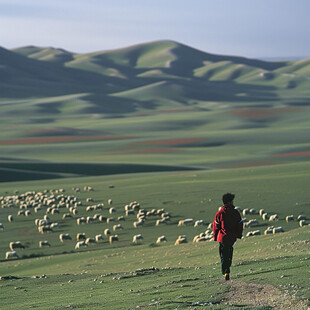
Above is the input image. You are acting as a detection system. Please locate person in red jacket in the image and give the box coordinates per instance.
[213,193,243,280]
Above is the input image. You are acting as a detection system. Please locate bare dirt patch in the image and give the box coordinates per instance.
[225,280,308,309]
[231,107,300,119]
[271,151,310,158]
[131,137,206,146]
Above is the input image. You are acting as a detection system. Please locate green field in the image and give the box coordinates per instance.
[0,40,310,309]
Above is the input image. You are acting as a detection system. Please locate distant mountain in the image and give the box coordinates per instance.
[1,40,309,116]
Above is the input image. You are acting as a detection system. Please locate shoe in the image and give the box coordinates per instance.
[224,273,230,281]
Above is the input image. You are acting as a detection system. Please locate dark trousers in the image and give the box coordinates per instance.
[219,242,234,274]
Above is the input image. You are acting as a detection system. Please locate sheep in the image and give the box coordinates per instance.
[8,215,13,222]
[235,206,242,213]
[297,215,307,221]
[178,219,194,226]
[72,209,78,215]
[156,236,167,243]
[249,208,257,215]
[77,217,86,225]
[63,213,73,219]
[132,234,143,244]
[286,215,294,222]
[269,214,278,221]
[85,238,96,245]
[34,206,42,213]
[194,220,204,227]
[39,226,53,234]
[175,235,187,245]
[126,210,134,216]
[59,233,72,242]
[113,224,123,231]
[9,241,25,251]
[264,226,274,235]
[86,206,95,212]
[156,218,168,226]
[104,228,111,236]
[50,223,60,229]
[39,240,51,247]
[109,235,119,244]
[86,198,94,203]
[106,217,114,223]
[273,227,284,234]
[133,220,144,228]
[242,209,249,216]
[262,213,269,221]
[75,241,87,249]
[108,199,112,205]
[0,223,4,230]
[109,207,116,214]
[51,208,60,215]
[95,234,103,242]
[5,251,19,259]
[259,209,265,216]
[76,233,86,241]
[246,230,261,237]
[17,210,25,216]
[243,219,259,228]
[299,220,307,227]
[118,216,125,221]
[43,215,50,221]
[86,216,94,223]
[84,186,94,192]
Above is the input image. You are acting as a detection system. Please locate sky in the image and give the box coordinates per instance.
[0,0,309,59]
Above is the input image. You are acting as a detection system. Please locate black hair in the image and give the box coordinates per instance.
[222,193,235,204]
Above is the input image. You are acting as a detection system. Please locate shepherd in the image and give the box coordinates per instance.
[213,193,243,280]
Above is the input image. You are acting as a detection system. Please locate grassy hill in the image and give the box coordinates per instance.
[0,163,309,309]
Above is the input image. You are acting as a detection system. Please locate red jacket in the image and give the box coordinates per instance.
[213,204,243,245]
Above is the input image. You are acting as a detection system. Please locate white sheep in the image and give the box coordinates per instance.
[243,219,259,228]
[175,235,187,245]
[109,235,119,244]
[246,230,261,237]
[249,208,257,215]
[75,241,87,249]
[108,199,112,205]
[133,220,144,228]
[269,214,278,221]
[299,220,307,227]
[156,236,167,243]
[106,217,114,223]
[39,226,53,234]
[59,233,72,242]
[77,217,86,225]
[273,227,284,234]
[95,234,103,242]
[259,209,265,216]
[109,207,116,214]
[5,251,19,259]
[194,220,204,227]
[39,240,51,247]
[242,209,249,216]
[86,216,94,223]
[63,213,73,219]
[76,233,86,241]
[104,228,111,236]
[178,219,194,226]
[8,215,13,222]
[132,234,143,244]
[156,218,168,226]
[297,215,306,221]
[264,226,274,235]
[235,206,242,213]
[0,223,5,230]
[286,215,294,222]
[262,213,269,221]
[85,238,96,245]
[113,224,123,231]
[9,241,25,251]
[86,206,95,212]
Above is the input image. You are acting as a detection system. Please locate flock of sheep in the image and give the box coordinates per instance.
[0,187,308,260]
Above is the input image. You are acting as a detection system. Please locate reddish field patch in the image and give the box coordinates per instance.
[231,107,300,118]
[219,161,284,168]
[114,148,180,155]
[271,151,310,158]
[132,137,206,146]
[0,135,134,145]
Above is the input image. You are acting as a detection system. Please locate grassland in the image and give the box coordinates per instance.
[0,40,310,308]
[0,163,309,309]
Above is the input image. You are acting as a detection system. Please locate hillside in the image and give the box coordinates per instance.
[0,40,309,179]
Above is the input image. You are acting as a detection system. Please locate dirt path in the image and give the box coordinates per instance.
[225,280,309,309]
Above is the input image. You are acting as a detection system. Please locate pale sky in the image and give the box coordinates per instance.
[0,0,309,59]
